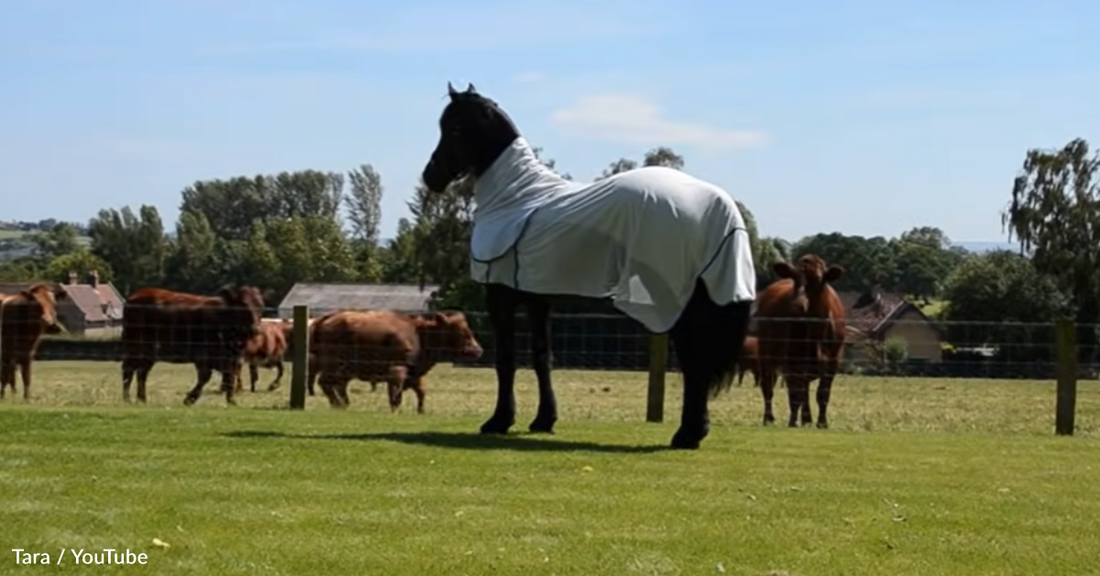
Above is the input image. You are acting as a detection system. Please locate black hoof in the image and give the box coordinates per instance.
[183,395,197,407]
[528,419,556,434]
[670,430,702,450]
[816,421,829,429]
[480,418,513,435]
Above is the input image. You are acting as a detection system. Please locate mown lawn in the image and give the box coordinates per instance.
[1,362,1099,575]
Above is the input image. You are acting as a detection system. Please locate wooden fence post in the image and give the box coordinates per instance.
[646,334,668,423]
[289,305,310,410]
[1054,317,1077,436]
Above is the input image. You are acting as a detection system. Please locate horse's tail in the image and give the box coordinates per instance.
[705,301,753,400]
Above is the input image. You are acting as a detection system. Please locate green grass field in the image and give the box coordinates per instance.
[2,362,1099,575]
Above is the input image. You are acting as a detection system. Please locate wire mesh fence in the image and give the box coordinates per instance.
[26,305,1100,380]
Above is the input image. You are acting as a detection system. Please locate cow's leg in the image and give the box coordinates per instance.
[785,376,811,427]
[481,284,519,435]
[387,380,402,412]
[369,380,379,393]
[412,377,426,414]
[135,360,154,404]
[121,358,135,403]
[18,358,32,400]
[306,357,318,396]
[816,372,836,429]
[233,364,244,395]
[0,359,14,399]
[386,365,409,412]
[318,373,346,409]
[267,361,284,392]
[526,295,557,433]
[249,362,259,393]
[220,362,239,406]
[183,363,214,406]
[759,366,777,425]
[336,381,351,406]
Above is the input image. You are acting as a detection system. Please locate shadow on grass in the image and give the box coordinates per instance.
[221,430,671,454]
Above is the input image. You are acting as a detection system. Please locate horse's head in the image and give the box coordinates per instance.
[421,82,520,194]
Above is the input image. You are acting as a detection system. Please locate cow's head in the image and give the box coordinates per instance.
[413,310,484,361]
[19,283,68,334]
[772,254,843,295]
[218,285,265,343]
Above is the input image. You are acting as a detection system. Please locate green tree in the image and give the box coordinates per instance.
[44,250,113,285]
[87,205,169,295]
[0,257,42,282]
[377,218,421,284]
[179,170,345,241]
[345,163,385,282]
[790,233,897,292]
[1001,137,1100,364]
[32,222,82,263]
[643,146,684,169]
[941,250,1070,361]
[163,209,223,294]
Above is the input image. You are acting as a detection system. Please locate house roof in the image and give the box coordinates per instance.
[276,283,442,317]
[748,288,937,339]
[837,290,908,335]
[0,281,124,323]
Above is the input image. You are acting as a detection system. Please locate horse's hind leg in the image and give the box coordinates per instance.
[526,294,557,434]
[668,282,751,450]
[481,284,519,435]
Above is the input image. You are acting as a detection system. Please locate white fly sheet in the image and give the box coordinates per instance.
[470,137,757,333]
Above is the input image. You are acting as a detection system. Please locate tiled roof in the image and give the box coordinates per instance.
[836,290,908,335]
[0,282,124,323]
[277,283,441,317]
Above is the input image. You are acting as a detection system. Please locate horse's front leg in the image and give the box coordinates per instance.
[481,284,518,435]
[526,296,557,434]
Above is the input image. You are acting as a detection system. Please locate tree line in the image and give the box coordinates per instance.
[1,139,1097,360]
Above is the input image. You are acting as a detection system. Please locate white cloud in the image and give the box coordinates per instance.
[551,95,765,151]
[513,71,547,84]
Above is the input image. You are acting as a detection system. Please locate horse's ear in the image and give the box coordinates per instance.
[466,83,477,94]
[448,82,460,99]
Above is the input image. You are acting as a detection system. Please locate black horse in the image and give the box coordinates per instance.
[421,82,754,450]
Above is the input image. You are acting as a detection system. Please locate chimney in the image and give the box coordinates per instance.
[68,270,78,285]
[86,269,99,288]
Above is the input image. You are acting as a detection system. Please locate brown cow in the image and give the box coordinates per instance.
[310,309,483,412]
[234,319,291,394]
[736,335,760,387]
[754,254,846,428]
[0,283,67,400]
[120,285,264,406]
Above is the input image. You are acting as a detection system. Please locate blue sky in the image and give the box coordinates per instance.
[1,0,1097,245]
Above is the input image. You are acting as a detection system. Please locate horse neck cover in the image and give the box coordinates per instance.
[471,137,756,333]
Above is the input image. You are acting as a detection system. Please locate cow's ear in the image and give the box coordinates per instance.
[771,262,797,279]
[824,265,844,283]
[218,285,239,303]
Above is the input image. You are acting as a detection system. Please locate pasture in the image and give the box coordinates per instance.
[2,361,1099,575]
